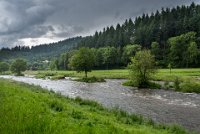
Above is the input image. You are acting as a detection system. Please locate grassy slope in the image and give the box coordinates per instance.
[0,78,188,134]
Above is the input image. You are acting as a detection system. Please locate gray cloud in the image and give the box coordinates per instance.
[0,0,199,48]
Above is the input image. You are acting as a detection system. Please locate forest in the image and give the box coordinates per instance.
[0,37,82,63]
[0,3,200,69]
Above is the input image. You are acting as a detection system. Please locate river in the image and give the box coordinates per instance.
[0,75,200,132]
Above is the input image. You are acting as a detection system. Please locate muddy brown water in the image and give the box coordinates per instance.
[1,75,200,132]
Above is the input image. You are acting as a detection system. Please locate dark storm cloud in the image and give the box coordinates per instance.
[0,0,199,48]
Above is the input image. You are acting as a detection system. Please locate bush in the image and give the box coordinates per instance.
[174,77,180,91]
[122,80,136,87]
[10,59,27,76]
[123,80,161,89]
[148,82,161,89]
[75,76,105,83]
[180,82,200,93]
[163,81,169,90]
[51,75,66,80]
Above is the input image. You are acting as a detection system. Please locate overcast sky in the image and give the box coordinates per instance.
[0,0,199,48]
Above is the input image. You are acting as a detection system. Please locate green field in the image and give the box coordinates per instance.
[0,78,189,134]
[25,68,200,80]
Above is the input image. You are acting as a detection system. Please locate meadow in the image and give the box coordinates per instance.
[0,78,190,134]
[25,68,200,80]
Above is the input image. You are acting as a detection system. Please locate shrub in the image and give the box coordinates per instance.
[180,82,200,93]
[174,77,180,91]
[122,80,136,87]
[163,81,170,90]
[128,50,156,88]
[148,82,161,89]
[51,75,66,80]
[123,80,161,89]
[75,76,105,83]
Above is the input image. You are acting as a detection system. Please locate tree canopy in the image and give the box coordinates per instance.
[69,48,95,77]
[10,59,27,76]
[0,62,9,74]
[128,50,156,87]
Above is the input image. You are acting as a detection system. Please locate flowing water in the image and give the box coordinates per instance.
[1,75,200,132]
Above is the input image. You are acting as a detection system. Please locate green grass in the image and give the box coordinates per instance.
[25,68,200,81]
[0,78,190,134]
[154,68,200,82]
[25,69,129,79]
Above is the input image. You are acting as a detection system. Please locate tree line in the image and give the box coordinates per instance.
[52,31,200,71]
[0,37,82,62]
[77,3,200,67]
[50,44,142,71]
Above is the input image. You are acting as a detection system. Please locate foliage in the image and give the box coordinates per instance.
[0,62,9,74]
[128,50,156,88]
[174,77,181,91]
[151,42,160,61]
[168,32,199,67]
[122,80,136,87]
[69,47,95,77]
[148,82,162,89]
[179,82,200,93]
[10,59,27,76]
[0,37,82,64]
[75,76,106,83]
[123,80,161,89]
[76,3,200,68]
[122,44,141,65]
[0,78,189,134]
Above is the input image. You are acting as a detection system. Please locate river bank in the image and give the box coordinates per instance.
[0,75,199,132]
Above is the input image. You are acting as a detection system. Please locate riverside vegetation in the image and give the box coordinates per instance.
[24,68,200,93]
[0,78,191,134]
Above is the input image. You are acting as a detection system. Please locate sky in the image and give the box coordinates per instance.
[0,0,199,48]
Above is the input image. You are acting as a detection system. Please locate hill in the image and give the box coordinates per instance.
[0,37,82,62]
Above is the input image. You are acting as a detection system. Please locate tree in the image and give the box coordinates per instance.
[50,60,57,71]
[0,62,9,74]
[101,47,117,69]
[168,32,197,67]
[10,59,27,76]
[122,44,141,65]
[151,42,160,60]
[128,50,156,87]
[187,42,199,66]
[69,48,95,77]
